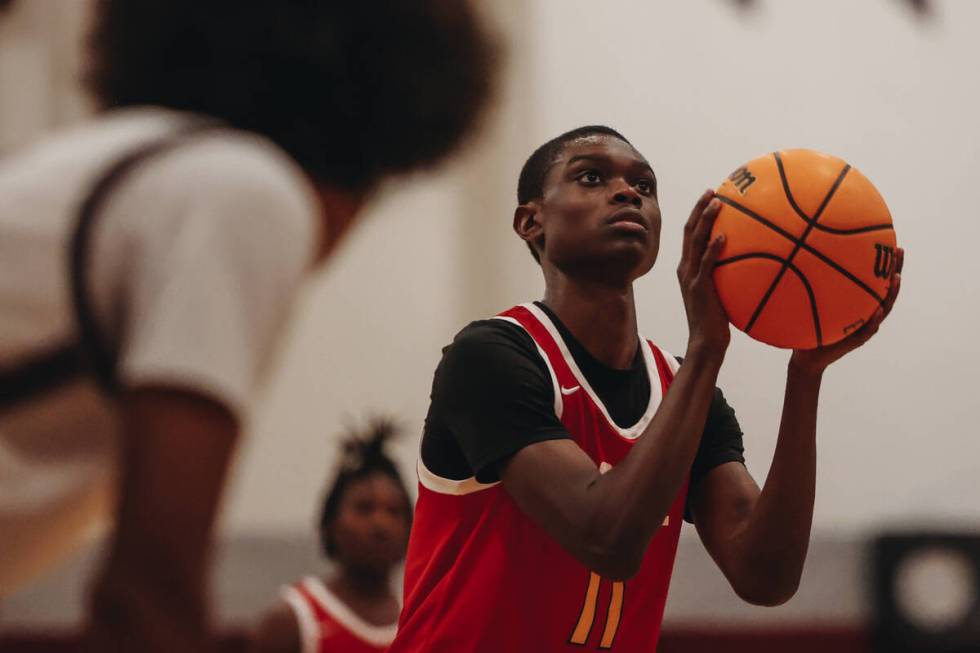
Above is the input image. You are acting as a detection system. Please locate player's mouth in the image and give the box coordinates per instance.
[606,209,649,234]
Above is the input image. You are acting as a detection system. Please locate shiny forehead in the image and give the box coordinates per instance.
[552,135,653,175]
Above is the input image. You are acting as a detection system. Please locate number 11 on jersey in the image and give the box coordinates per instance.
[568,572,623,648]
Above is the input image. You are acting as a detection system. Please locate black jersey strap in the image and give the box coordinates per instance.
[0,120,218,410]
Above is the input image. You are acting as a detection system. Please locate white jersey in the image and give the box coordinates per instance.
[0,107,320,595]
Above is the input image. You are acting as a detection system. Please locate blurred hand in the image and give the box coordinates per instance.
[678,189,730,359]
[790,247,904,374]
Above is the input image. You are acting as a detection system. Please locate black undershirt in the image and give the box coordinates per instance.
[420,302,746,523]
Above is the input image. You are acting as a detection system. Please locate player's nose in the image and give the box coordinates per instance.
[611,180,642,208]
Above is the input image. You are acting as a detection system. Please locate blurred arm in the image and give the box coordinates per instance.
[84,386,238,653]
[249,600,302,653]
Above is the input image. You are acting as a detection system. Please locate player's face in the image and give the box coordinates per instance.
[533,136,661,281]
[331,473,411,574]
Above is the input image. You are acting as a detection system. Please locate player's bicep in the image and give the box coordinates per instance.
[499,438,602,555]
[691,461,760,571]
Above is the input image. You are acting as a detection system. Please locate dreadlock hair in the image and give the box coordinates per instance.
[516,125,633,263]
[318,419,411,559]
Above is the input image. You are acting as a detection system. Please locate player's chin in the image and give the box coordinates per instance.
[354,541,404,568]
[602,239,657,277]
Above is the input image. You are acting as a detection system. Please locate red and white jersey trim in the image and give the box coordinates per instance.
[417,302,681,497]
[502,302,679,440]
[280,576,398,653]
[416,455,499,496]
[494,314,564,420]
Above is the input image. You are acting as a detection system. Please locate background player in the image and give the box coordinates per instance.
[250,421,412,653]
[389,126,903,652]
[0,1,494,651]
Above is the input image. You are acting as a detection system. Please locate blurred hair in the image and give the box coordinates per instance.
[318,419,411,559]
[87,0,497,190]
[517,125,632,262]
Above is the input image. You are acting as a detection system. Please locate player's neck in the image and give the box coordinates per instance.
[328,567,393,602]
[326,569,401,627]
[313,183,368,263]
[542,277,639,370]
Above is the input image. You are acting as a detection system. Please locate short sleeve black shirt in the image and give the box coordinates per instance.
[420,302,746,522]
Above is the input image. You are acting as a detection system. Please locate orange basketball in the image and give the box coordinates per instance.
[711,149,898,350]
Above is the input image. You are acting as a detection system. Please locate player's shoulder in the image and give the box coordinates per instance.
[434,315,546,381]
[146,125,319,221]
[105,118,321,260]
[448,315,538,355]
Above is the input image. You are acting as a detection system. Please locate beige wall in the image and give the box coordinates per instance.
[521,0,980,535]
[0,0,90,151]
[234,0,980,537]
[1,0,976,541]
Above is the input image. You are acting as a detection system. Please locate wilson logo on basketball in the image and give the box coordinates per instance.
[873,243,896,279]
[728,166,757,194]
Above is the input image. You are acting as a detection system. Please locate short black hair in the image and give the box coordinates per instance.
[318,419,411,560]
[87,0,497,191]
[516,125,632,262]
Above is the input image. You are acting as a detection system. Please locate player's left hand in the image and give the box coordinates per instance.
[789,247,904,374]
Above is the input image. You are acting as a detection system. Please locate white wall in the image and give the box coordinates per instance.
[0,0,90,151]
[2,0,976,539]
[230,0,980,537]
[520,0,980,534]
[222,1,542,535]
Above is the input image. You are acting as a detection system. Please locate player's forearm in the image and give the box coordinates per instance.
[84,388,238,652]
[728,364,820,605]
[87,556,214,653]
[588,346,724,573]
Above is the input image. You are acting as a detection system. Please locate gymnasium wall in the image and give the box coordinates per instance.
[234,0,980,537]
[1,0,977,639]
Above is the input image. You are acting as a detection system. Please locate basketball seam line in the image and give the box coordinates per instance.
[774,154,892,235]
[716,253,821,344]
[714,195,885,305]
[742,157,851,344]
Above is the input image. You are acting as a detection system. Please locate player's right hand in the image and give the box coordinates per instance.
[677,189,730,358]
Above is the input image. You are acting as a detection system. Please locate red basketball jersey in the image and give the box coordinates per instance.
[389,303,686,653]
[281,576,397,653]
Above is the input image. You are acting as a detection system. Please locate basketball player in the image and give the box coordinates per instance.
[0,2,494,651]
[250,421,412,653]
[388,126,903,652]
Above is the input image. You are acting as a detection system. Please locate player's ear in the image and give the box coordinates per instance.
[513,202,543,244]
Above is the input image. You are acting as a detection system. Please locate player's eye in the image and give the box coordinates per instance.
[354,500,374,515]
[577,170,603,186]
[634,178,655,195]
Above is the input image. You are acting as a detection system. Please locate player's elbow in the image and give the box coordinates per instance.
[732,576,799,607]
[581,538,646,581]
[590,553,642,581]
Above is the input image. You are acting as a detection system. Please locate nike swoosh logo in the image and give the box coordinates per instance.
[560,385,581,396]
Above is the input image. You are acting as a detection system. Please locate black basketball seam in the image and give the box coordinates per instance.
[805,222,892,236]
[773,152,892,235]
[715,195,885,304]
[743,161,851,345]
[715,253,822,345]
[775,151,816,225]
